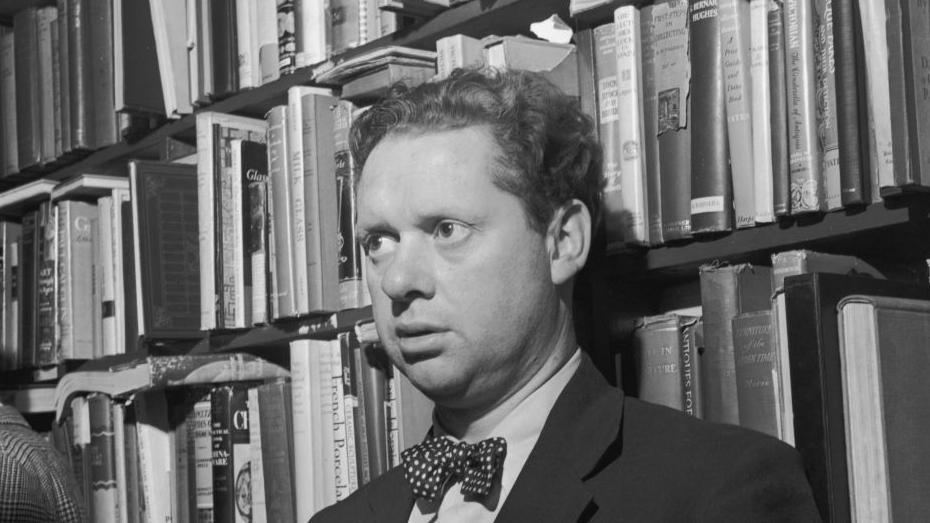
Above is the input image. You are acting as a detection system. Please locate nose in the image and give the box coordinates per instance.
[379,239,435,303]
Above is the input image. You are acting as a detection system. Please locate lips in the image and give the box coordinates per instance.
[393,322,447,359]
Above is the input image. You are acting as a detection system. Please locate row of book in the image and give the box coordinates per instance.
[584,0,930,247]
[628,248,930,521]
[52,331,432,523]
[0,2,163,177]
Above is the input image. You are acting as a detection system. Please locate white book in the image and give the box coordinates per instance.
[248,387,267,523]
[191,395,214,520]
[287,87,316,315]
[149,0,192,116]
[111,187,131,353]
[257,0,279,84]
[97,196,117,356]
[186,0,200,105]
[435,33,485,79]
[856,0,896,190]
[134,390,176,523]
[330,339,350,501]
[290,339,326,519]
[236,0,256,89]
[614,6,648,245]
[296,0,329,67]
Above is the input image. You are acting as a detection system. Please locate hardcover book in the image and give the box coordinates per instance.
[632,313,703,417]
[266,105,296,320]
[592,23,625,246]
[0,29,18,176]
[732,310,778,438]
[814,0,841,211]
[749,0,774,223]
[56,200,97,360]
[856,0,896,192]
[211,383,251,523]
[891,0,930,191]
[14,8,42,169]
[830,0,866,206]
[639,7,664,246]
[257,379,296,522]
[333,101,365,310]
[87,393,119,523]
[768,0,790,215]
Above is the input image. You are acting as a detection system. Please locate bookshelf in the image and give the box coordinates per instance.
[1,0,928,521]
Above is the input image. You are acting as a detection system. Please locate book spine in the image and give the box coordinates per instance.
[287,90,310,315]
[633,315,685,411]
[592,23,625,246]
[118,195,137,349]
[36,7,56,164]
[690,0,733,233]
[196,115,218,330]
[57,202,96,359]
[719,0,756,228]
[749,0,775,223]
[244,142,271,325]
[258,380,296,522]
[211,0,238,98]
[898,0,930,188]
[230,140,248,328]
[733,310,780,438]
[815,0,842,210]
[192,394,214,521]
[68,0,93,151]
[3,225,21,369]
[330,0,361,55]
[290,340,319,520]
[653,0,692,241]
[330,339,350,501]
[0,31,18,175]
[856,0,896,190]
[614,7,649,246]
[50,13,62,158]
[235,0,254,91]
[302,92,340,313]
[56,0,71,155]
[219,128,239,328]
[57,203,73,358]
[277,0,297,75]
[333,101,364,309]
[88,393,119,523]
[831,0,865,205]
[294,0,329,67]
[885,0,911,191]
[680,318,703,418]
[266,106,296,319]
[212,384,250,523]
[639,6,664,246]
[88,0,116,149]
[339,332,360,494]
[35,202,57,365]
[351,336,371,485]
[20,212,37,367]
[122,404,141,523]
[247,387,267,523]
[97,197,116,356]
[768,0,791,215]
[14,8,42,169]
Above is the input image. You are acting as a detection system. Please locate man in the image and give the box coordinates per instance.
[313,68,819,522]
[0,400,85,522]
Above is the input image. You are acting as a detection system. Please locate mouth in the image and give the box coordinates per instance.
[393,324,447,360]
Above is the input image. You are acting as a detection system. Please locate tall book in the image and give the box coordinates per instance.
[639,6,663,246]
[785,0,823,214]
[149,0,193,116]
[891,0,930,191]
[768,0,790,216]
[632,314,703,417]
[134,390,176,523]
[689,0,732,234]
[592,23,624,246]
[277,0,298,75]
[247,387,266,523]
[719,0,756,228]
[614,6,649,246]
[129,161,202,339]
[295,0,329,67]
[0,29,17,176]
[87,393,119,523]
[88,0,117,149]
[359,343,391,480]
[257,379,296,523]
[330,0,361,55]
[265,105,296,319]
[113,0,164,117]
[190,391,214,521]
[831,0,866,206]
[20,210,37,367]
[257,0,279,84]
[237,141,272,326]
[68,0,94,151]
[55,0,71,156]
[698,263,773,425]
[339,330,362,491]
[749,0,774,223]
[56,200,97,359]
[333,101,365,309]
[784,273,930,522]
[211,383,251,523]
[856,0,896,192]
[732,310,778,438]
[814,0,842,210]
[837,295,930,521]
[36,7,56,165]
[1,221,21,370]
[211,0,239,98]
[35,201,57,366]
[13,8,42,169]
[652,0,692,242]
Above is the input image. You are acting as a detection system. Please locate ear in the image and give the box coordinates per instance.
[546,199,592,285]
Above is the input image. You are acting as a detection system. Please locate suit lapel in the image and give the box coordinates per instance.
[495,353,625,523]
[366,467,417,523]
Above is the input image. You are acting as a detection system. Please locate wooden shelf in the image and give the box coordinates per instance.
[0,359,88,386]
[607,197,930,279]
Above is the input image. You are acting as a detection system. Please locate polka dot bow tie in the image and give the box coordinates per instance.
[401,435,507,501]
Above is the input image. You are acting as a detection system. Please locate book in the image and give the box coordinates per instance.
[340,62,436,103]
[814,0,841,210]
[87,393,119,523]
[699,263,773,425]
[56,200,97,360]
[235,0,257,90]
[14,8,42,169]
[290,338,333,519]
[483,36,578,97]
[638,7,663,246]
[257,0,279,85]
[20,210,37,368]
[330,0,362,55]
[134,389,175,523]
[435,33,485,79]
[837,294,930,521]
[257,379,296,523]
[295,0,329,67]
[53,352,288,421]
[0,29,17,176]
[34,201,57,366]
[360,344,391,480]
[784,273,930,522]
[247,387,266,523]
[211,0,239,99]
[55,0,70,157]
[277,0,298,75]
[856,0,896,192]
[128,161,202,339]
[689,0,732,234]
[632,313,702,416]
[1,221,22,370]
[265,105,296,319]
[830,0,865,205]
[767,0,790,215]
[719,0,756,228]
[592,23,625,246]
[329,337,350,500]
[652,0,692,242]
[732,310,778,438]
[333,101,365,310]
[50,174,129,202]
[235,140,272,326]
[785,0,823,214]
[88,0,117,149]
[338,330,361,492]
[190,391,214,521]
[96,196,117,356]
[113,0,164,116]
[613,6,648,246]
[891,0,930,191]
[211,383,251,523]
[149,0,192,116]
[36,7,56,165]
[110,400,128,523]
[749,0,775,223]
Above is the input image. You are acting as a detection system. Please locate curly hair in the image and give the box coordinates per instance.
[349,67,605,233]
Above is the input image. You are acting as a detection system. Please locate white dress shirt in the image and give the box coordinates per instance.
[408,348,582,523]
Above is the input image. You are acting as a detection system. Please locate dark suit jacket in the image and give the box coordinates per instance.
[312,353,821,522]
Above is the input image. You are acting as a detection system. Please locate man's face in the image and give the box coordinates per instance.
[356,126,561,412]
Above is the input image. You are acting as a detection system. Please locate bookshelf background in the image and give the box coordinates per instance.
[0,0,928,521]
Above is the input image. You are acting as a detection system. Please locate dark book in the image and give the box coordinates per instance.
[36,7,56,164]
[88,0,117,149]
[632,314,702,417]
[121,402,142,523]
[836,294,930,521]
[350,333,371,484]
[0,29,18,176]
[211,0,238,99]
[277,0,297,75]
[333,101,365,309]
[120,197,137,351]
[257,379,296,523]
[573,28,599,138]
[699,263,773,425]
[1,220,22,369]
[239,140,271,325]
[689,0,732,234]
[768,0,790,215]
[68,0,94,151]
[653,0,692,241]
[830,0,865,206]
[783,273,930,522]
[892,0,930,190]
[56,0,71,155]
[785,0,823,214]
[639,6,663,246]
[87,393,119,522]
[338,331,360,491]
[264,105,295,320]
[13,8,42,169]
[211,383,251,523]
[592,23,625,247]
[361,344,390,480]
[330,0,361,55]
[814,0,841,210]
[128,160,201,339]
[114,0,163,116]
[732,310,778,438]
[19,210,36,368]
[35,201,56,366]
[885,0,912,193]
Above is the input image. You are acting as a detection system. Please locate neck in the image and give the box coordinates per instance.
[435,314,577,441]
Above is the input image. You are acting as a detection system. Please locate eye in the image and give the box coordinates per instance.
[434,221,470,243]
[362,233,397,259]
